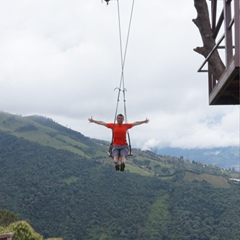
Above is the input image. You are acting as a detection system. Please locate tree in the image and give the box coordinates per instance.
[0,221,43,240]
[0,210,19,227]
[192,0,225,80]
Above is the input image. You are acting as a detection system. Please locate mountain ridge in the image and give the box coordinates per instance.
[0,111,239,178]
[2,111,239,171]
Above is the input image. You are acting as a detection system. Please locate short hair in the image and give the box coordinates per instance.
[117,114,124,118]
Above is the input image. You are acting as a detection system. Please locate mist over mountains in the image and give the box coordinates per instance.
[156,147,240,171]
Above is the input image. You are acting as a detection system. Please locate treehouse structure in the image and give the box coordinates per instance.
[198,0,239,105]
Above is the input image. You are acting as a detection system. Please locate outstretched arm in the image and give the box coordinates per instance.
[132,118,149,127]
[88,117,107,127]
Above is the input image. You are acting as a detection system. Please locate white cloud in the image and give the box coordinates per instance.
[0,0,239,150]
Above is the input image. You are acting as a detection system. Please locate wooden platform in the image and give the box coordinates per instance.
[198,0,239,105]
[209,62,239,105]
[209,0,240,105]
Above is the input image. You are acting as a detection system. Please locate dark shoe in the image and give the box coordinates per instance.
[115,164,120,171]
[120,163,125,171]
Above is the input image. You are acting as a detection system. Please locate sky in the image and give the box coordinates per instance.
[0,0,239,150]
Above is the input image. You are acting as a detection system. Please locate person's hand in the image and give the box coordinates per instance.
[145,118,149,124]
[88,117,94,123]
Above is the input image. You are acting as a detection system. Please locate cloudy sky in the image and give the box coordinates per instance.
[0,0,239,150]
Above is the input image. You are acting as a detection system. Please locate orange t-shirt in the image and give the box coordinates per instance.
[107,123,133,145]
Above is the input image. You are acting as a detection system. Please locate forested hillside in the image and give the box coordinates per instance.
[0,112,240,240]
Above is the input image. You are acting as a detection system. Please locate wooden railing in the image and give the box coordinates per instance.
[198,0,240,94]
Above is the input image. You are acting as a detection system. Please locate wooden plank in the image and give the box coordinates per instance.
[0,233,14,240]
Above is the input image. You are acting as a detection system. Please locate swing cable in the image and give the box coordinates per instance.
[109,0,136,156]
[238,75,240,177]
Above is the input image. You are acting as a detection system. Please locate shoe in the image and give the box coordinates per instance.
[115,164,120,171]
[120,163,125,171]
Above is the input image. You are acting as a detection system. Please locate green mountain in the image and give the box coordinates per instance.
[0,112,240,240]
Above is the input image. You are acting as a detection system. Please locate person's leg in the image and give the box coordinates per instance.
[120,157,126,171]
[119,147,128,171]
[114,155,120,170]
[119,147,128,163]
[120,155,126,163]
[112,147,120,170]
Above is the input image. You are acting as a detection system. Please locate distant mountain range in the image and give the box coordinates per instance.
[156,147,240,171]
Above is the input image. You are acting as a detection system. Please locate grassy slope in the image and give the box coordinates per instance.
[184,171,231,188]
[0,112,105,159]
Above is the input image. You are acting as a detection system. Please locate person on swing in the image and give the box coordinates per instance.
[88,114,149,171]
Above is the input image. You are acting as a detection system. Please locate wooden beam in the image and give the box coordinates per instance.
[209,58,239,104]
